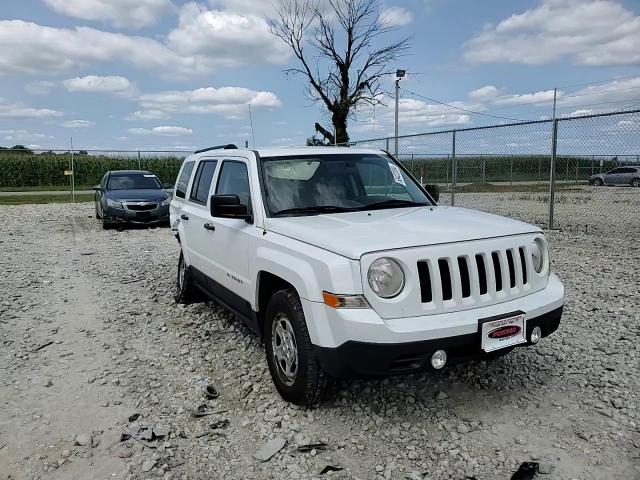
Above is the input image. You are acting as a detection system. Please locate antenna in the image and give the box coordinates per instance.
[248,104,256,148]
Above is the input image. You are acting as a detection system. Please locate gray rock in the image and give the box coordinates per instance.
[142,459,156,472]
[253,437,286,462]
[538,463,555,474]
[75,433,92,447]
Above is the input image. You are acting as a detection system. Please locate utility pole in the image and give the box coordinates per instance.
[70,137,75,202]
[394,69,406,157]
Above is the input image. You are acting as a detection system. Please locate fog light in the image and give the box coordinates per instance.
[530,326,542,344]
[430,350,447,370]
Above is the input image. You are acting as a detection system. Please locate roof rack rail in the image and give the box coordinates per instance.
[194,144,238,154]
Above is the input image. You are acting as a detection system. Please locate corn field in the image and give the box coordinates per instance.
[0,150,187,189]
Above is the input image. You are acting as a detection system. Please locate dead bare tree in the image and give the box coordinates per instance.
[270,0,410,144]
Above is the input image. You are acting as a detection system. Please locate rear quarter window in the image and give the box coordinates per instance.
[175,161,195,199]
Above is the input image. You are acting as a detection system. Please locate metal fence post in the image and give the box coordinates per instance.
[482,156,486,183]
[451,131,457,206]
[548,119,558,229]
[137,150,141,170]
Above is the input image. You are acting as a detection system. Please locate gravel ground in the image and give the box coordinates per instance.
[0,203,638,480]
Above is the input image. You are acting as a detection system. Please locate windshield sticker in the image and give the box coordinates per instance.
[388,163,406,186]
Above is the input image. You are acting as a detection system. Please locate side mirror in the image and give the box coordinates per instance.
[92,185,102,191]
[163,183,173,189]
[210,194,252,223]
[424,184,439,203]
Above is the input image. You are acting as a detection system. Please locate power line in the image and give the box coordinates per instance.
[552,73,640,91]
[401,87,527,122]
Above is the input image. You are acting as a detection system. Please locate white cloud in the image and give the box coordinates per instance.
[208,0,276,16]
[0,103,63,119]
[380,7,414,27]
[127,110,172,121]
[468,85,502,102]
[492,89,557,106]
[128,126,193,136]
[26,81,56,95]
[42,0,174,28]
[62,120,95,128]
[138,86,281,118]
[464,0,640,66]
[0,9,289,76]
[562,109,594,118]
[166,3,290,69]
[0,129,49,142]
[63,75,137,97]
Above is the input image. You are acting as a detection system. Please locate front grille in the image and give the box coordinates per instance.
[126,203,157,211]
[417,246,531,306]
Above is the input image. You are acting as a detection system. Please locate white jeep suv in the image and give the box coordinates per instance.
[170,146,564,405]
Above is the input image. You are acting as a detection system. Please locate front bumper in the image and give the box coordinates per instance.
[315,306,562,378]
[301,273,564,377]
[104,205,169,225]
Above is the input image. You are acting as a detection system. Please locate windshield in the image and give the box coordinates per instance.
[107,173,162,190]
[261,153,432,216]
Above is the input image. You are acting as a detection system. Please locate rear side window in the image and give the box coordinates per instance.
[175,161,195,199]
[190,160,218,205]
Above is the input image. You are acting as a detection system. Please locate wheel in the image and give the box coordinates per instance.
[101,216,111,230]
[174,251,199,304]
[264,288,329,405]
[631,178,640,187]
[592,178,603,186]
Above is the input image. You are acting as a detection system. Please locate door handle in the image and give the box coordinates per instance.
[180,214,189,221]
[203,223,216,231]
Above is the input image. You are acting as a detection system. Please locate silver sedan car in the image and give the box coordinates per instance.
[590,166,640,187]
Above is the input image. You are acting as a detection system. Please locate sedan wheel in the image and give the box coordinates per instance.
[632,178,640,187]
[592,178,603,186]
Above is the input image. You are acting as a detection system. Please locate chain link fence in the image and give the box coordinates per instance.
[346,109,640,234]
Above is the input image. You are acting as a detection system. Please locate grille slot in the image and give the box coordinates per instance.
[506,249,516,288]
[475,254,487,295]
[518,247,528,285]
[491,252,503,292]
[126,203,157,211]
[458,257,471,298]
[416,261,432,303]
[438,259,452,301]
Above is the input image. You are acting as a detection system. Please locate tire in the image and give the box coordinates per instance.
[264,288,329,405]
[631,178,640,187]
[174,251,199,304]
[592,178,603,186]
[101,216,111,230]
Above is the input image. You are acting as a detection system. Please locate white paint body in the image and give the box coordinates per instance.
[171,147,564,349]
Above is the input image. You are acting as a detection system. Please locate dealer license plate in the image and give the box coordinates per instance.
[480,314,526,352]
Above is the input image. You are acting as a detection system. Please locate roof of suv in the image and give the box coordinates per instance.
[190,146,384,160]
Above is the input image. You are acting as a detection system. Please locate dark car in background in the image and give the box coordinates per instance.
[94,170,171,229]
[590,166,640,187]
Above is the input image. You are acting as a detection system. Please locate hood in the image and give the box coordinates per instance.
[106,189,168,201]
[265,206,540,259]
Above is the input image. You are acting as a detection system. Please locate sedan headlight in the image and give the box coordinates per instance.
[530,238,546,273]
[367,258,405,298]
[106,198,123,209]
[161,197,171,207]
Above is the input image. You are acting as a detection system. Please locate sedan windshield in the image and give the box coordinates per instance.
[261,153,431,217]
[107,173,162,190]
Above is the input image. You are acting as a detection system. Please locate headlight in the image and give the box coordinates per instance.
[367,258,405,298]
[530,238,545,273]
[106,198,123,209]
[161,197,171,207]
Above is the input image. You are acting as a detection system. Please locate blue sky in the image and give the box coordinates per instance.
[0,0,639,151]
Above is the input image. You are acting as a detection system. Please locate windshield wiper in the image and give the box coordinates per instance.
[273,205,356,216]
[359,199,428,211]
